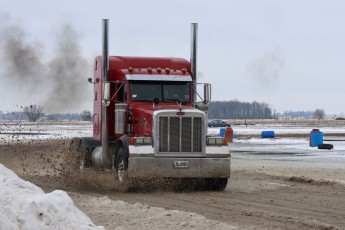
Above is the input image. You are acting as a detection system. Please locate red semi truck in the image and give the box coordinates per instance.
[70,19,230,190]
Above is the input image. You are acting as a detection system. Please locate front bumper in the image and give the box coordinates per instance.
[128,146,230,178]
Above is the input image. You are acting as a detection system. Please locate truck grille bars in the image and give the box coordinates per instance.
[158,116,202,153]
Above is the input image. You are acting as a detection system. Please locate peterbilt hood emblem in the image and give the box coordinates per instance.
[176,109,185,116]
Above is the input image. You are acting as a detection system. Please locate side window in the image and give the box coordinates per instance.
[117,83,126,102]
[123,84,127,102]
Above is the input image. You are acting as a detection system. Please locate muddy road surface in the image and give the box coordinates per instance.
[1,139,345,229]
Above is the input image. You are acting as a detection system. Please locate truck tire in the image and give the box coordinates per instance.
[116,147,128,183]
[204,178,228,191]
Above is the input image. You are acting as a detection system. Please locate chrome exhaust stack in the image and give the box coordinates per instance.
[191,23,210,131]
[190,23,198,104]
[92,19,112,169]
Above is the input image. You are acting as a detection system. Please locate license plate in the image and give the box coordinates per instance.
[173,160,189,169]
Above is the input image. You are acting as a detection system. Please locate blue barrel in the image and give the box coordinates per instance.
[310,130,323,147]
[220,128,226,137]
[233,133,238,139]
[261,130,275,138]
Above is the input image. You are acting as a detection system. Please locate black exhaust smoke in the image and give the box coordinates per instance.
[0,15,91,113]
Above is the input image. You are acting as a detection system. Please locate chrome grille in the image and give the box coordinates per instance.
[158,116,202,153]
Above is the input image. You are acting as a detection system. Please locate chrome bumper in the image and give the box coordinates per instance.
[128,146,230,178]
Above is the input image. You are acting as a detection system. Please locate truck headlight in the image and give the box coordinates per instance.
[131,137,152,145]
[207,137,225,146]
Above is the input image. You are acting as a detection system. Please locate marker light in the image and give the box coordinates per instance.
[157,67,162,73]
[130,137,152,145]
[181,68,187,74]
[128,67,134,73]
[223,138,228,145]
[165,68,171,73]
[147,67,152,73]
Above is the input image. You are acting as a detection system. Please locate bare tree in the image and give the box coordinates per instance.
[80,110,92,121]
[23,105,44,122]
[313,108,325,120]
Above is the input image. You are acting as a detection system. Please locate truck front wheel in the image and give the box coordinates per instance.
[116,147,128,183]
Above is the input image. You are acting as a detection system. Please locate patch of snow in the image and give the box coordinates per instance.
[0,163,104,230]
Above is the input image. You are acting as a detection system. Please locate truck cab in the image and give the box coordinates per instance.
[90,56,230,190]
[73,20,231,191]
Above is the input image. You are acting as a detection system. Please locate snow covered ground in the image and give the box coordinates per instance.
[1,121,344,166]
[1,121,345,229]
[0,164,237,230]
[209,124,345,164]
[0,121,240,229]
[1,120,344,169]
[0,121,93,142]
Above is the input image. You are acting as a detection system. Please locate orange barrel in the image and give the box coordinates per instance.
[225,127,234,143]
[309,129,323,147]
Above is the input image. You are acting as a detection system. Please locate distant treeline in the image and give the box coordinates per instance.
[0,111,27,120]
[1,106,325,121]
[278,110,314,118]
[209,100,273,119]
[0,111,91,121]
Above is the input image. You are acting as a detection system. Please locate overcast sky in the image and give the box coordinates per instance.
[0,0,345,115]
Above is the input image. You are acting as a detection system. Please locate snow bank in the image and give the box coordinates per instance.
[0,164,104,230]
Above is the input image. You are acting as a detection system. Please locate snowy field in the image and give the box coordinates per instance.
[0,121,93,142]
[209,123,345,165]
[1,120,345,229]
[2,120,345,168]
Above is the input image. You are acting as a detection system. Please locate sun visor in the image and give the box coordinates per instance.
[126,74,192,82]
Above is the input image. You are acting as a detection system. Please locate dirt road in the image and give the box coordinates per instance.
[1,140,344,229]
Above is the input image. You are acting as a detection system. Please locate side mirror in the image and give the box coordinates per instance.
[204,83,211,104]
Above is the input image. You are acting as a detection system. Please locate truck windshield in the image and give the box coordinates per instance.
[130,81,190,103]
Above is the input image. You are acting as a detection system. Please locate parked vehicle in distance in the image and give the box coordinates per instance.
[208,119,231,127]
